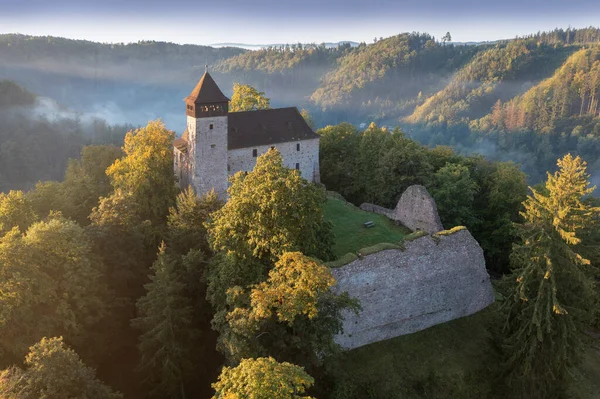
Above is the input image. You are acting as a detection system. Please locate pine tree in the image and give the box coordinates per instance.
[132,243,199,399]
[501,154,600,398]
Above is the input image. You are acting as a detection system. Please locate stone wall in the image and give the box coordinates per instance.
[359,202,395,219]
[228,137,320,183]
[360,185,443,234]
[332,229,494,349]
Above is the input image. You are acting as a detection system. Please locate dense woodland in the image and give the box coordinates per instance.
[3,28,600,184]
[0,27,600,398]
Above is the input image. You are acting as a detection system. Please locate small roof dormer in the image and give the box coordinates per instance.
[185,71,229,118]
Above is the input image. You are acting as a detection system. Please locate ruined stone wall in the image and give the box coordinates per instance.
[359,203,395,219]
[228,137,320,183]
[332,229,494,349]
[360,185,443,234]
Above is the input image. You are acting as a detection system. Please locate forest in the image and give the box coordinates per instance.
[0,26,600,399]
[2,27,600,185]
[1,76,600,398]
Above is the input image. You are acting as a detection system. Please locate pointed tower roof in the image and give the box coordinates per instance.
[186,72,229,104]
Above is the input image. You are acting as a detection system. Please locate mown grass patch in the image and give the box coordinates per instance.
[324,197,409,259]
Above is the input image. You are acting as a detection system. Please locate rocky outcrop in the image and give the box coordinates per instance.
[332,229,494,349]
[394,185,443,234]
[360,185,443,234]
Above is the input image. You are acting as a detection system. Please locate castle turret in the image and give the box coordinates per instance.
[183,71,229,198]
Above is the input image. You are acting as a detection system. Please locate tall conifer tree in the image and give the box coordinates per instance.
[502,154,600,398]
[132,243,199,399]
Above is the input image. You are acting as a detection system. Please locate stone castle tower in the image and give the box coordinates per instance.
[180,72,229,196]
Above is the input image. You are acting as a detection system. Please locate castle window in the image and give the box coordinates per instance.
[209,123,214,130]
[296,143,300,151]
[211,144,216,149]
[295,163,300,170]
[252,149,257,157]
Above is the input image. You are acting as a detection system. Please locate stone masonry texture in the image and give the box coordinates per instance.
[394,185,444,234]
[360,185,444,234]
[331,229,495,349]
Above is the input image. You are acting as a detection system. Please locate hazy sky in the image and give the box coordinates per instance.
[1,0,599,45]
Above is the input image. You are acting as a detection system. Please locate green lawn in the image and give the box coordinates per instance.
[324,197,410,259]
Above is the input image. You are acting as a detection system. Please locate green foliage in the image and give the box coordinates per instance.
[323,196,408,259]
[0,79,35,108]
[429,163,479,228]
[0,190,38,235]
[229,83,271,112]
[0,337,122,399]
[408,39,572,125]
[0,214,109,360]
[206,150,357,371]
[104,119,177,227]
[319,123,432,208]
[211,357,315,399]
[475,47,600,133]
[167,186,222,255]
[501,154,600,398]
[311,33,477,121]
[319,123,526,273]
[59,145,124,224]
[208,148,333,262]
[132,244,200,399]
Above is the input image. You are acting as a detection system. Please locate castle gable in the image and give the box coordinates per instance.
[228,107,319,150]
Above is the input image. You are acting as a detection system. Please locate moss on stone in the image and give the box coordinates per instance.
[433,226,468,237]
[358,242,402,256]
[404,230,429,242]
[326,252,359,268]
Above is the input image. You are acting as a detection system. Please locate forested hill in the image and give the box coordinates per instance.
[0,79,131,192]
[3,28,600,183]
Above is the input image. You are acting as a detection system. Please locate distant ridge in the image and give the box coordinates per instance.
[210,41,360,50]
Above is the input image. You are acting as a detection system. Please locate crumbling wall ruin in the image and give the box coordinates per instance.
[332,229,495,349]
[360,185,444,234]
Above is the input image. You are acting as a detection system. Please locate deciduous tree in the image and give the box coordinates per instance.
[229,83,271,112]
[0,337,122,399]
[211,357,314,399]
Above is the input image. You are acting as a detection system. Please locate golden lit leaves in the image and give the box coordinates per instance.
[229,83,271,112]
[226,252,337,330]
[211,357,314,399]
[251,252,335,324]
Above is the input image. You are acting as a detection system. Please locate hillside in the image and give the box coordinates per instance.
[3,28,600,183]
[405,40,575,125]
[310,33,480,124]
[473,46,600,134]
[0,80,129,192]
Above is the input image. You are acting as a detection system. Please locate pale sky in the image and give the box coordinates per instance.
[1,0,599,45]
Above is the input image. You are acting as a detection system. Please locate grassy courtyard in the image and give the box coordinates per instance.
[323,196,410,259]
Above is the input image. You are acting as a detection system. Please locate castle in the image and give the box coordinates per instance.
[173,72,321,197]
